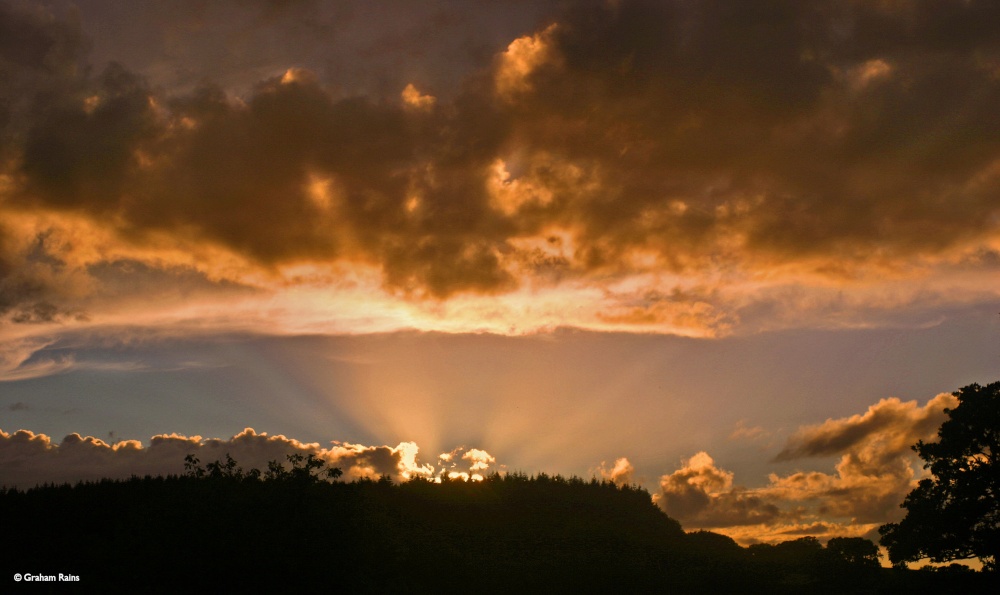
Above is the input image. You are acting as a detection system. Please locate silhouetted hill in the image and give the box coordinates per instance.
[2,466,993,593]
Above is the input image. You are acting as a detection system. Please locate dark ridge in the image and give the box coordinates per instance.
[1,458,992,593]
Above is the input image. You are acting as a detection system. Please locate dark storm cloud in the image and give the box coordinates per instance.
[3,0,1000,307]
[27,0,562,106]
[142,72,515,295]
[21,63,157,211]
[505,0,1000,267]
[0,226,79,323]
[0,1,87,143]
[0,2,94,321]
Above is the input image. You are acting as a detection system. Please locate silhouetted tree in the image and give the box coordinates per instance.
[186,452,341,483]
[183,454,204,477]
[825,536,880,567]
[879,381,999,571]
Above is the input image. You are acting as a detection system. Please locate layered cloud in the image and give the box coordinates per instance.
[653,392,956,544]
[0,426,497,488]
[2,0,1000,349]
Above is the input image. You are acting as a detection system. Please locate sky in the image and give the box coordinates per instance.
[1,0,999,548]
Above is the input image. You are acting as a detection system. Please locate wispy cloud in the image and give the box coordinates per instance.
[729,420,771,444]
[0,337,74,382]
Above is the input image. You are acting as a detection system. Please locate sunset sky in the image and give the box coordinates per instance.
[2,0,999,547]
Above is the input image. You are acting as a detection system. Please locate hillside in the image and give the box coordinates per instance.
[2,461,992,593]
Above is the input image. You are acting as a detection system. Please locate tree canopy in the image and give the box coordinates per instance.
[879,381,999,571]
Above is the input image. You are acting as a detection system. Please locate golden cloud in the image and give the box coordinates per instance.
[2,0,1000,340]
[595,456,635,486]
[653,391,958,544]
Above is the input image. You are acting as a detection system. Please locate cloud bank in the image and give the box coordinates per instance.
[1,0,999,350]
[0,426,498,488]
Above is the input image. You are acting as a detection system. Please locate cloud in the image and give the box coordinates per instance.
[495,23,560,99]
[462,447,496,472]
[0,426,505,489]
[595,456,635,486]
[502,0,1000,268]
[764,393,956,523]
[653,452,781,529]
[0,337,74,381]
[653,391,958,544]
[436,445,499,480]
[774,393,956,462]
[401,83,435,110]
[729,420,770,443]
[3,0,1000,338]
[0,222,92,325]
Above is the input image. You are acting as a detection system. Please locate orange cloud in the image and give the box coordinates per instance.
[595,457,635,486]
[774,393,956,462]
[435,446,499,479]
[495,24,560,99]
[653,452,781,530]
[401,83,436,111]
[652,392,957,544]
[3,0,1000,341]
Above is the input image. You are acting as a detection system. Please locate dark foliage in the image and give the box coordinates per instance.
[1,455,993,593]
[880,382,1000,571]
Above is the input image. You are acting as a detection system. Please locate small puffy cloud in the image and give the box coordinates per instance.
[434,446,500,480]
[729,420,770,443]
[462,447,496,472]
[393,440,435,479]
[595,457,635,486]
[401,83,435,110]
[846,58,894,91]
[495,24,560,99]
